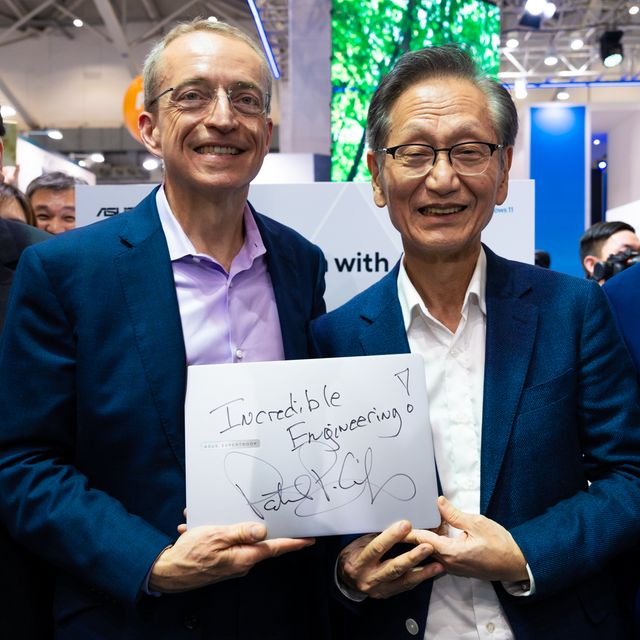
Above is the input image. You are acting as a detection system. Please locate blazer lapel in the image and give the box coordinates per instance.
[359,265,411,356]
[254,210,310,360]
[480,248,537,514]
[114,192,187,470]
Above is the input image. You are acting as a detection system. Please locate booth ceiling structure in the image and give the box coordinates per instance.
[0,0,637,179]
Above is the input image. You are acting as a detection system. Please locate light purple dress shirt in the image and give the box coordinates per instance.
[156,187,285,365]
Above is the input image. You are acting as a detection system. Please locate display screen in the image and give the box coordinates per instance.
[331,0,501,181]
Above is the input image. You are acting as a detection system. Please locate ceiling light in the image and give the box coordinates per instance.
[506,37,519,49]
[570,38,584,50]
[89,153,105,163]
[514,78,528,99]
[78,160,87,167]
[598,160,607,170]
[524,0,546,16]
[593,138,601,146]
[544,52,558,66]
[47,129,63,140]
[630,5,639,15]
[0,105,16,117]
[143,157,160,171]
[543,2,557,18]
[73,18,83,28]
[600,30,624,68]
[556,90,570,100]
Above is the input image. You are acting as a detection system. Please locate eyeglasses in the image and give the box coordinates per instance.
[148,81,270,117]
[376,141,504,177]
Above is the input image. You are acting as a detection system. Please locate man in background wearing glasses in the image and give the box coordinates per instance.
[0,20,329,639]
[312,45,640,639]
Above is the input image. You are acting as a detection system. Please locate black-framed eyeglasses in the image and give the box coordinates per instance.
[148,81,271,117]
[376,141,504,177]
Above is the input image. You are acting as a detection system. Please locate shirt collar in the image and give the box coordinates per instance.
[155,185,266,266]
[397,248,487,332]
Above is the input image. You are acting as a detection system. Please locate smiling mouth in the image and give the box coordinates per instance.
[418,205,466,216]
[195,145,241,155]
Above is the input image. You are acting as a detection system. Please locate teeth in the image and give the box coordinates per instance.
[419,206,464,215]
[196,145,240,155]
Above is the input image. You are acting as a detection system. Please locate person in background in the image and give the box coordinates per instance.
[26,170,87,234]
[0,19,329,639]
[311,44,640,639]
[534,249,550,268]
[0,183,36,226]
[579,220,640,283]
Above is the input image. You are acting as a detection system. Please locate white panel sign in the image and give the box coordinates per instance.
[185,354,439,538]
[76,180,534,310]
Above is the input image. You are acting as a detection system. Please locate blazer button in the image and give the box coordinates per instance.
[183,612,200,630]
[405,618,419,636]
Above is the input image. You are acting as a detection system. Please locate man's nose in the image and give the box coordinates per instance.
[425,151,459,189]
[202,88,238,129]
[47,219,66,235]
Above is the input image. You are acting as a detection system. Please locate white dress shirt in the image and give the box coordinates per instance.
[398,249,515,640]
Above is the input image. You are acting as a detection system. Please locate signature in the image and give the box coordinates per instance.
[223,443,416,520]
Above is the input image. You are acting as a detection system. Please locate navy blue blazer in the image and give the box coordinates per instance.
[0,190,330,639]
[604,263,640,377]
[311,247,640,640]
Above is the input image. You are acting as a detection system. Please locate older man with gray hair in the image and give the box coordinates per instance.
[312,44,640,639]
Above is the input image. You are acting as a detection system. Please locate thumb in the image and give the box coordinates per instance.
[233,522,268,545]
[437,496,471,531]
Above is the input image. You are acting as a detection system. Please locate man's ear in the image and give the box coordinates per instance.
[495,145,513,206]
[367,150,387,208]
[138,111,162,158]
[583,254,598,277]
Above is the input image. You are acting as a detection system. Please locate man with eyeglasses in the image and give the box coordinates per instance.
[0,20,329,639]
[311,45,640,639]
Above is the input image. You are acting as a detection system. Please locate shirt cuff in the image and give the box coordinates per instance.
[334,555,367,602]
[502,563,536,597]
[142,544,174,597]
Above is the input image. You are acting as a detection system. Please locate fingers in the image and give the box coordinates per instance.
[257,536,315,558]
[355,520,412,568]
[437,496,469,531]
[340,522,443,599]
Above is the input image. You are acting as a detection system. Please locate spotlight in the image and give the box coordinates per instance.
[544,51,558,66]
[514,78,528,100]
[556,90,570,101]
[506,37,519,49]
[570,38,584,50]
[598,160,608,170]
[600,30,624,68]
[630,5,639,16]
[524,0,546,15]
[143,157,160,171]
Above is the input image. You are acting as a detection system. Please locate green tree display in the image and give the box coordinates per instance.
[331,0,501,182]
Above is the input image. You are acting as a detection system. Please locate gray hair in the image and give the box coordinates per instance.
[367,45,518,151]
[142,18,272,114]
[26,171,87,200]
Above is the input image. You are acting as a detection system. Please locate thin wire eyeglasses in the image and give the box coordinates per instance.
[148,81,271,117]
[376,141,504,177]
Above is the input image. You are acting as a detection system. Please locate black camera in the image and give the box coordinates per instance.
[592,248,640,282]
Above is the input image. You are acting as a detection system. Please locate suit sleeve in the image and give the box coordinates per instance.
[0,247,173,606]
[508,282,640,599]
